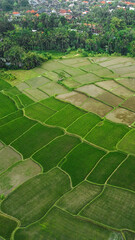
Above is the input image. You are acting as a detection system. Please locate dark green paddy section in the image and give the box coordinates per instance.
[1,168,71,226]
[14,207,123,240]
[0,212,18,240]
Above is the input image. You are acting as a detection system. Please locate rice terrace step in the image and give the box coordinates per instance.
[0,56,135,240]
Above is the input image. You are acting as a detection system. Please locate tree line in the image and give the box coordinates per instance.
[0,7,135,69]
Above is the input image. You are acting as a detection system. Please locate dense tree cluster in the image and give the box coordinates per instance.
[0,0,29,11]
[0,7,135,69]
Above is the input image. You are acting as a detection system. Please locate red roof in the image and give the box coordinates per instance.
[101,1,106,3]
[13,12,20,14]
[60,9,67,13]
[26,10,37,13]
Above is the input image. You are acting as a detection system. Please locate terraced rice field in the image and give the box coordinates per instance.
[0,56,135,240]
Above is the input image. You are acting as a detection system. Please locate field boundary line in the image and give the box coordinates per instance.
[10,167,72,233]
[116,128,134,150]
[104,155,129,184]
[0,109,22,121]
[44,103,69,124]
[55,205,124,234]
[66,112,88,130]
[77,184,106,215]
[9,122,37,147]
[0,116,23,128]
[85,152,109,180]
[31,134,66,158]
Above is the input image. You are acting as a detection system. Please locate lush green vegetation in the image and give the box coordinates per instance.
[85,120,129,150]
[87,151,127,184]
[0,56,135,239]
[1,168,71,226]
[33,134,80,172]
[81,185,135,231]
[0,213,18,240]
[14,206,120,240]
[61,142,106,186]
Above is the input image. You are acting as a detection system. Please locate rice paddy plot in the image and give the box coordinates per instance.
[17,93,34,107]
[0,110,23,127]
[123,72,135,78]
[57,181,103,214]
[12,123,64,158]
[95,68,115,78]
[26,76,50,88]
[98,57,133,67]
[41,61,65,71]
[42,71,59,81]
[24,88,49,101]
[73,73,102,84]
[4,86,21,96]
[0,146,22,174]
[0,159,41,196]
[80,63,103,73]
[106,107,135,126]
[0,79,11,91]
[97,91,123,107]
[117,130,135,155]
[25,103,55,122]
[0,116,35,145]
[46,104,86,128]
[121,96,135,112]
[0,212,18,240]
[81,97,112,117]
[108,155,135,191]
[87,152,127,184]
[1,168,71,226]
[61,142,106,186]
[57,91,87,107]
[63,67,85,76]
[80,185,135,231]
[40,97,67,111]
[16,82,30,91]
[39,82,69,96]
[54,69,71,78]
[62,79,80,89]
[59,57,90,67]
[123,230,135,240]
[96,80,119,91]
[14,206,122,240]
[113,66,135,76]
[0,142,4,150]
[9,95,23,109]
[33,135,80,172]
[0,92,18,118]
[111,85,134,99]
[77,84,105,97]
[85,120,129,151]
[67,112,101,137]
[117,78,135,91]
[9,69,39,84]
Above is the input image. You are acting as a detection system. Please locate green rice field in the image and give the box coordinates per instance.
[0,56,135,240]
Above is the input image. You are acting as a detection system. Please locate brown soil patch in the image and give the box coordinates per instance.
[106,107,135,125]
[121,96,135,112]
[81,98,112,117]
[77,84,104,97]
[96,80,119,91]
[97,92,123,107]
[57,91,87,106]
[117,78,135,91]
[111,85,134,99]
[0,147,22,174]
